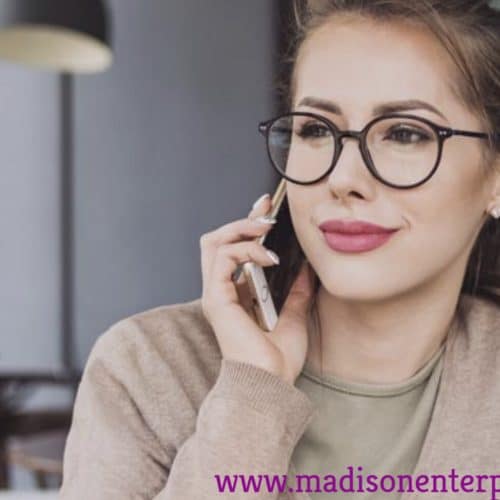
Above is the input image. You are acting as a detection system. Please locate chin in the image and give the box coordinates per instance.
[315,265,410,303]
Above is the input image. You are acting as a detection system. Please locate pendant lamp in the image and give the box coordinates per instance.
[0,0,112,73]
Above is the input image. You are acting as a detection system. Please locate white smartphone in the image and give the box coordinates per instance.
[232,179,287,331]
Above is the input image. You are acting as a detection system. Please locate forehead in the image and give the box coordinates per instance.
[293,17,464,122]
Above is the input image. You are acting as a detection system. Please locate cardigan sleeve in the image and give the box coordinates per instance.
[59,320,316,500]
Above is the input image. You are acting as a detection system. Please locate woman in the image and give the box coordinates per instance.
[60,1,500,499]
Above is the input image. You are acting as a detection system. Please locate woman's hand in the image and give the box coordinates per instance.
[200,194,315,385]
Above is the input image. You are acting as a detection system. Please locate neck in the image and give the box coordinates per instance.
[305,270,463,385]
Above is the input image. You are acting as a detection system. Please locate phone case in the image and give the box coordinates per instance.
[242,261,278,331]
[236,178,287,331]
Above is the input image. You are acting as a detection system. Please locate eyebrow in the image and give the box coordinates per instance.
[296,96,448,121]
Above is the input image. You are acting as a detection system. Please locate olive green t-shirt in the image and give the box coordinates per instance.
[291,338,445,499]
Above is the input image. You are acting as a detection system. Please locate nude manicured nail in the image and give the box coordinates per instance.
[266,249,280,264]
[254,215,277,225]
[252,193,270,210]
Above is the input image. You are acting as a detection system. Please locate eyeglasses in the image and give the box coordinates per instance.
[258,111,498,189]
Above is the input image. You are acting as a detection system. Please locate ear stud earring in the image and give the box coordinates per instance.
[490,207,500,219]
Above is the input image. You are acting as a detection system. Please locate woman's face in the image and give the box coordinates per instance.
[288,17,500,301]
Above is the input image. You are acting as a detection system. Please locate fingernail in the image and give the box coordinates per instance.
[266,249,280,264]
[254,215,277,225]
[252,193,270,210]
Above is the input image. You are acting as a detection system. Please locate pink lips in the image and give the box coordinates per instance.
[318,219,400,253]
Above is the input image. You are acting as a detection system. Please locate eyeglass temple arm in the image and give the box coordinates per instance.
[447,129,500,140]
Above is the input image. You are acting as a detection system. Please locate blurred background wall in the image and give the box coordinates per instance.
[72,0,279,369]
[0,0,285,490]
[0,67,61,372]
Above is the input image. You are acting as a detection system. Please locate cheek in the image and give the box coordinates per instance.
[286,188,319,250]
[287,194,309,239]
[397,153,487,262]
[407,145,486,220]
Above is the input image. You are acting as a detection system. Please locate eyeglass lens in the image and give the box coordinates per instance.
[267,114,440,187]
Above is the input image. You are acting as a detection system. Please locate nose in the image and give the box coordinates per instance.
[326,132,374,201]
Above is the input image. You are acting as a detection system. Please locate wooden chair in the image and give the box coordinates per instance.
[0,372,80,489]
[7,430,67,489]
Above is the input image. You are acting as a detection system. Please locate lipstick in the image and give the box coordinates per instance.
[319,219,399,253]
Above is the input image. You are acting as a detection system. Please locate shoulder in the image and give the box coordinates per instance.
[456,292,500,353]
[448,293,500,383]
[95,296,219,355]
[66,298,223,471]
[86,297,223,401]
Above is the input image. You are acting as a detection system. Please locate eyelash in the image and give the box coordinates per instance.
[296,121,433,145]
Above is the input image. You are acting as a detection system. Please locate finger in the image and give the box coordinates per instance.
[247,193,272,218]
[205,216,276,248]
[235,193,275,284]
[207,240,279,307]
[200,217,276,289]
[202,192,274,288]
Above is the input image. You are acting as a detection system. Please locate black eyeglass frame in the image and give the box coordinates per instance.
[258,111,499,189]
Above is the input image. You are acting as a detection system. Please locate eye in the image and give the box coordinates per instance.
[296,120,332,139]
[384,125,433,145]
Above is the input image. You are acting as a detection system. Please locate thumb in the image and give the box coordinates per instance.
[277,259,315,328]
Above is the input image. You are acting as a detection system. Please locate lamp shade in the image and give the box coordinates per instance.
[0,0,112,73]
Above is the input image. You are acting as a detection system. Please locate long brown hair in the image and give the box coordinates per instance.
[265,0,500,327]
